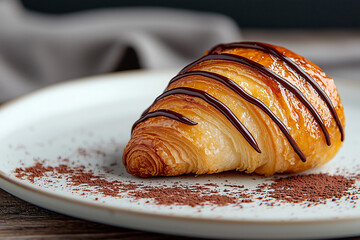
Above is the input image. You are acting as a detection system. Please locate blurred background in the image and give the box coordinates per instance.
[20,0,360,28]
[1,0,360,102]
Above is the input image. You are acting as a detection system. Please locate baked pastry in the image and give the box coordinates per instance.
[123,41,345,177]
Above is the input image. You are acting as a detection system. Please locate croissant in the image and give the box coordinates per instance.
[123,41,345,177]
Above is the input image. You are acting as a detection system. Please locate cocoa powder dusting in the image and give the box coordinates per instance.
[14,161,251,207]
[14,162,54,183]
[129,185,247,207]
[265,174,355,205]
[13,160,360,208]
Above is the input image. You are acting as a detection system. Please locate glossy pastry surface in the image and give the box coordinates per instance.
[123,41,345,177]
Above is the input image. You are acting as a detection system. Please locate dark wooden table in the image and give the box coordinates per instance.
[0,189,200,240]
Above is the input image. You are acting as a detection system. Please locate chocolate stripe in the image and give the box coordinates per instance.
[210,41,344,141]
[179,53,331,146]
[132,109,197,132]
[169,71,306,162]
[143,87,261,153]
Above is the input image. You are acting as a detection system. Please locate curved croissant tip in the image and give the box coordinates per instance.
[124,150,164,177]
[126,158,155,178]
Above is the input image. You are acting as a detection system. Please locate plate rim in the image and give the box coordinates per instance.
[0,69,359,226]
[0,69,176,112]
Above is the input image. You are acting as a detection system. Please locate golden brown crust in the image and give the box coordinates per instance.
[123,42,345,177]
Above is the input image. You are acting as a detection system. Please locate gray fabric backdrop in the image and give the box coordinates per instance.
[1,0,359,103]
[0,0,241,102]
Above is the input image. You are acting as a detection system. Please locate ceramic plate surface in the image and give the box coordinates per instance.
[0,69,360,239]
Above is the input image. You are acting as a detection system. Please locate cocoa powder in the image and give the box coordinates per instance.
[128,185,244,207]
[13,160,359,208]
[14,161,251,207]
[265,174,355,204]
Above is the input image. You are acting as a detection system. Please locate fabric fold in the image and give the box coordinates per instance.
[0,0,241,102]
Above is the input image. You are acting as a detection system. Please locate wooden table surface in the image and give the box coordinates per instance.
[0,189,200,240]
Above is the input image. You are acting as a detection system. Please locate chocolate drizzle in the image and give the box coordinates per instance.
[132,109,197,132]
[210,41,344,141]
[142,87,261,153]
[168,71,306,162]
[179,53,331,146]
[133,41,343,162]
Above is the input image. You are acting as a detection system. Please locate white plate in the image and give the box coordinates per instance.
[0,69,360,239]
